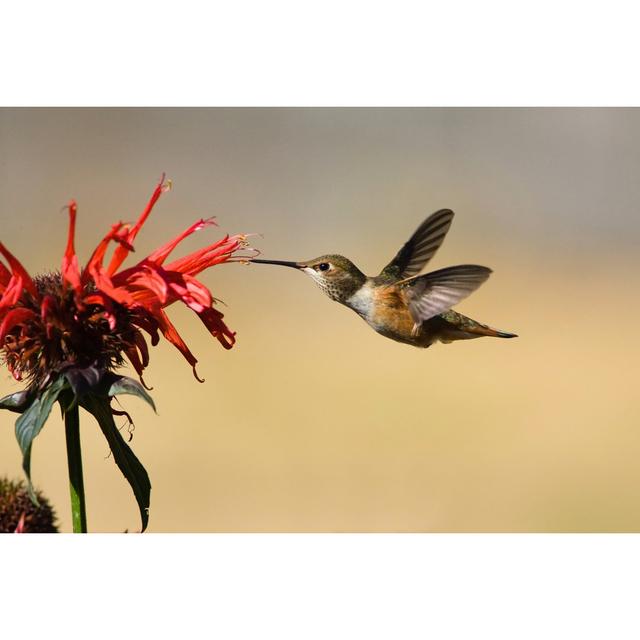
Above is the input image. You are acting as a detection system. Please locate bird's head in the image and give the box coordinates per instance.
[252,254,366,302]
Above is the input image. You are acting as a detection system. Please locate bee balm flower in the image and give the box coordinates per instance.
[0,176,251,532]
[1,175,249,388]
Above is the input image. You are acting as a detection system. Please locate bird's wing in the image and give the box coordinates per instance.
[379,209,454,279]
[403,264,492,324]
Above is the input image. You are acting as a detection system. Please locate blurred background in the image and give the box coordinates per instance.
[0,108,638,532]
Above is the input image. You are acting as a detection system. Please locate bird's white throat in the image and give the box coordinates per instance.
[345,282,376,321]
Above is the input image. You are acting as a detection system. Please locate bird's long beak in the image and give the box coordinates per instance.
[251,258,305,269]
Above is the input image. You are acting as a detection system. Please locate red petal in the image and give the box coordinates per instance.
[132,328,150,370]
[145,218,217,266]
[0,277,27,313]
[40,295,57,322]
[179,275,212,312]
[0,307,37,342]
[0,262,11,291]
[90,265,136,308]
[84,292,118,330]
[197,307,236,350]
[155,308,204,382]
[0,242,36,298]
[125,344,146,379]
[114,263,169,306]
[124,328,151,380]
[40,295,58,337]
[159,271,212,313]
[61,200,82,296]
[81,222,130,286]
[107,174,168,276]
[164,234,244,277]
[131,312,161,347]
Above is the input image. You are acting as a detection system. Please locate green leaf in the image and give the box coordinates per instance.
[0,389,33,414]
[81,394,151,532]
[15,376,68,499]
[104,373,157,413]
[62,364,105,398]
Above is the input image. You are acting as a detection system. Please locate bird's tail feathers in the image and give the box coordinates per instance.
[440,309,518,339]
[466,323,518,338]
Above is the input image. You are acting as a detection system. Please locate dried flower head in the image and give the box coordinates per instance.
[0,477,58,533]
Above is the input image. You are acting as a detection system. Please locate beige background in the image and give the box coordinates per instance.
[0,108,638,532]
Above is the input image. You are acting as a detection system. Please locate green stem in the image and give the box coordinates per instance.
[64,402,87,533]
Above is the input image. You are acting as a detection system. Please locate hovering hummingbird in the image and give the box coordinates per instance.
[252,209,517,348]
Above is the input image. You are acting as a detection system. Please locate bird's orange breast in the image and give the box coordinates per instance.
[369,286,417,342]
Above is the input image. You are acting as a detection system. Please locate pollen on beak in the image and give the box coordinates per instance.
[251,259,305,269]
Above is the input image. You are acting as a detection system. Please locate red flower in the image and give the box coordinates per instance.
[0,175,251,386]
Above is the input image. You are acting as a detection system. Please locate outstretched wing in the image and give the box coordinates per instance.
[403,264,492,324]
[380,209,454,280]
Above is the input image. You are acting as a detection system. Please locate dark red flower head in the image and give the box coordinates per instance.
[0,176,252,388]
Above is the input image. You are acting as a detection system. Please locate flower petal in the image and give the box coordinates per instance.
[155,308,204,382]
[131,328,150,370]
[130,313,161,347]
[0,277,26,313]
[0,308,37,342]
[61,200,82,297]
[112,263,213,314]
[107,174,169,276]
[84,292,118,331]
[115,263,170,306]
[81,222,131,286]
[178,274,212,312]
[40,295,58,338]
[0,262,12,292]
[144,218,218,266]
[124,344,146,380]
[197,307,236,350]
[164,234,245,277]
[90,265,136,308]
[40,295,57,322]
[158,270,212,314]
[0,242,37,298]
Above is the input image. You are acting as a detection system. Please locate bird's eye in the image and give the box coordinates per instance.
[318,263,330,272]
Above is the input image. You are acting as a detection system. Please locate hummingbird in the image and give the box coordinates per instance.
[252,209,517,348]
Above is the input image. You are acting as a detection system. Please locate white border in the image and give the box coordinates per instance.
[3,534,640,639]
[2,0,640,105]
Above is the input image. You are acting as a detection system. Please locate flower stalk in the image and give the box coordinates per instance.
[64,402,87,533]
